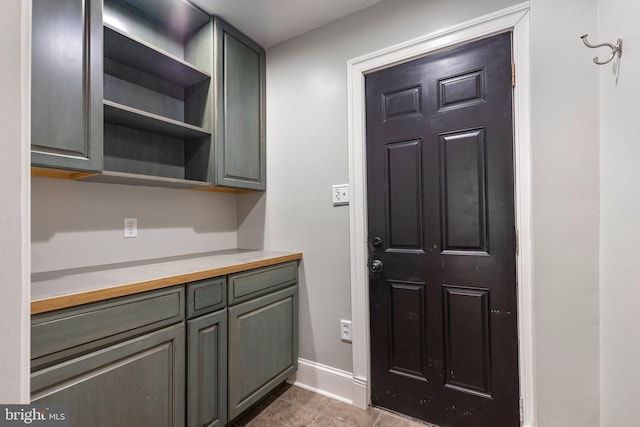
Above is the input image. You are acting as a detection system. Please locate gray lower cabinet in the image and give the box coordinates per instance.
[32,323,185,427]
[30,261,299,425]
[31,0,103,171]
[186,277,228,427]
[213,19,266,191]
[31,287,186,426]
[188,310,227,427]
[227,286,299,420]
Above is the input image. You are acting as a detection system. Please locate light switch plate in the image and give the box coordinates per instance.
[332,184,349,206]
[340,319,352,342]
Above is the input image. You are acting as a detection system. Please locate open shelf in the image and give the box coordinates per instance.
[104,100,211,139]
[104,24,210,87]
[100,0,214,190]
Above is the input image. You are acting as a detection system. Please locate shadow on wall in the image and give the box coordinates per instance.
[237,191,266,249]
[295,260,317,362]
[31,177,238,242]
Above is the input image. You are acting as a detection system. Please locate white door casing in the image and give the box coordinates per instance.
[346,3,534,426]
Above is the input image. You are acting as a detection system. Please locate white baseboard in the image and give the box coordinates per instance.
[289,359,533,424]
[288,358,360,405]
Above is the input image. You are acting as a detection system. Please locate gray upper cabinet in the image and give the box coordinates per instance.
[31,1,267,191]
[84,0,215,188]
[213,19,266,191]
[31,0,103,172]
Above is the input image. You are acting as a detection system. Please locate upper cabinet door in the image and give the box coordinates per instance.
[31,0,103,172]
[214,19,266,191]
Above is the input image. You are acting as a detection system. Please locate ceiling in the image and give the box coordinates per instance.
[189,0,384,48]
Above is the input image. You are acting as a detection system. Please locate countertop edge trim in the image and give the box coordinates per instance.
[31,253,302,315]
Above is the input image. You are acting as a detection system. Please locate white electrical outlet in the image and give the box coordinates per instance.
[340,319,352,342]
[332,184,349,206]
[124,217,138,238]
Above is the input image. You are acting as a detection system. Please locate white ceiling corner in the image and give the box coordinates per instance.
[189,0,384,48]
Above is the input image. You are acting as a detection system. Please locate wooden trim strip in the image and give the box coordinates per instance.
[193,186,256,194]
[31,166,98,180]
[31,253,302,315]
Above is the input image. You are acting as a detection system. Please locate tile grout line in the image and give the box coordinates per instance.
[372,409,383,426]
[242,384,437,426]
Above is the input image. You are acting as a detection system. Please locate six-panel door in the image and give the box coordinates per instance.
[366,32,519,426]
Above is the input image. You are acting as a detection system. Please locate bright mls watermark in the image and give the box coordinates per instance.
[0,406,68,426]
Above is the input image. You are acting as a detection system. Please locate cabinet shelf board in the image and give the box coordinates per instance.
[104,24,211,87]
[124,0,210,36]
[104,100,211,139]
[79,170,211,189]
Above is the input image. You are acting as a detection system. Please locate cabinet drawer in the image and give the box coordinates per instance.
[187,277,226,319]
[32,287,185,368]
[228,261,297,306]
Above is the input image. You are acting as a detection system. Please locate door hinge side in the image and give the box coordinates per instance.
[515,229,519,256]
[512,63,516,88]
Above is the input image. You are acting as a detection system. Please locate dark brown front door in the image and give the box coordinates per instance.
[365,32,519,427]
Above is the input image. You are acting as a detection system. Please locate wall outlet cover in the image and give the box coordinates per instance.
[124,217,138,238]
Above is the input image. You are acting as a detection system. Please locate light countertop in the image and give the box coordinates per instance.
[31,249,303,314]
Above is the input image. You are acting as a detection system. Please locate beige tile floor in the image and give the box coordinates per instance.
[231,383,437,427]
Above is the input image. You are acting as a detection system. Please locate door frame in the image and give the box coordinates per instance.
[346,2,533,426]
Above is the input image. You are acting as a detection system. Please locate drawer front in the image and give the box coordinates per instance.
[228,261,297,306]
[32,323,186,427]
[188,309,228,427]
[32,287,185,368]
[187,277,226,319]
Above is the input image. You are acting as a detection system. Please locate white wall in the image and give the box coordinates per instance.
[239,0,521,376]
[32,178,238,272]
[599,0,640,425]
[530,0,600,425]
[0,0,30,403]
[243,0,603,424]
[17,0,607,423]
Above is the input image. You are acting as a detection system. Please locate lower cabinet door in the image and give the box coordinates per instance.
[228,286,299,420]
[31,323,185,427]
[188,310,227,427]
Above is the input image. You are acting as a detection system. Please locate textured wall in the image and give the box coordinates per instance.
[530,0,600,425]
[32,177,238,272]
[0,0,30,404]
[599,0,640,425]
[239,0,521,374]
